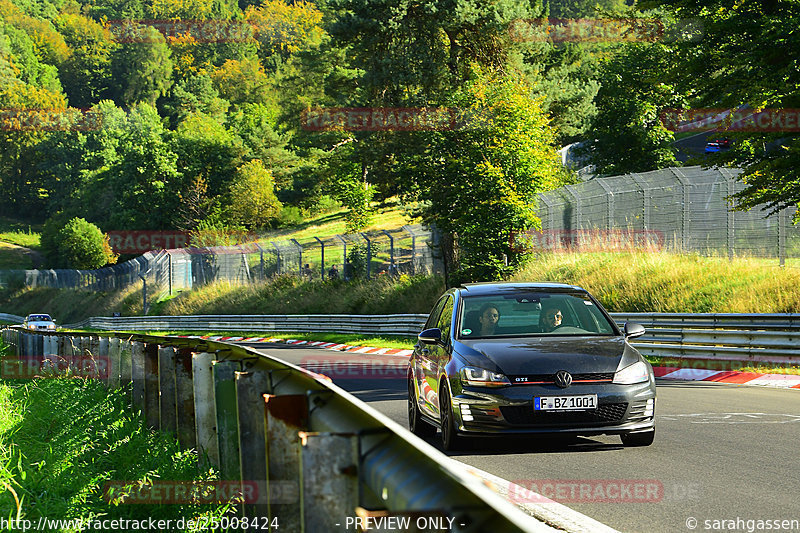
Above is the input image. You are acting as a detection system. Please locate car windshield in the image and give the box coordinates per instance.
[29,315,52,321]
[458,291,618,339]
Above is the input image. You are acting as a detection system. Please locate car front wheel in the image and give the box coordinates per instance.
[439,381,464,451]
[620,429,655,447]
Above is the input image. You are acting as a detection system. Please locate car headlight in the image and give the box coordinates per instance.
[460,367,510,387]
[613,361,650,384]
[47,324,56,330]
[28,324,36,330]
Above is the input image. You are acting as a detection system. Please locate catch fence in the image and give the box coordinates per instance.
[0,225,437,306]
[530,166,800,263]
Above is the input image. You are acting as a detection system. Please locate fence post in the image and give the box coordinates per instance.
[779,207,787,267]
[158,346,178,435]
[291,238,303,276]
[360,233,372,280]
[271,242,281,275]
[564,184,583,248]
[336,235,347,278]
[381,230,395,274]
[672,168,691,251]
[193,352,220,468]
[314,237,325,280]
[403,225,416,274]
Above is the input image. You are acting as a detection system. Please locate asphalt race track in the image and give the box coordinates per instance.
[244,343,800,533]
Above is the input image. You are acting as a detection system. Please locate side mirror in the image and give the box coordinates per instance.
[418,328,442,345]
[624,322,646,339]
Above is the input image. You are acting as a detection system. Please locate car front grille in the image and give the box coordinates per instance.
[508,372,615,384]
[500,402,629,426]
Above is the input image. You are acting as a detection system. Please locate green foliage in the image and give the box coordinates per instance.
[585,43,682,175]
[56,13,116,107]
[40,215,116,269]
[223,159,282,229]
[110,25,174,106]
[404,69,569,283]
[0,378,233,527]
[643,0,800,219]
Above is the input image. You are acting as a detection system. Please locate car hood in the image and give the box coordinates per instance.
[454,336,638,375]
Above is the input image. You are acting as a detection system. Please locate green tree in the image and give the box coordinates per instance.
[41,215,117,269]
[110,25,174,107]
[404,70,569,282]
[645,0,800,219]
[223,159,282,229]
[56,13,116,107]
[584,43,682,175]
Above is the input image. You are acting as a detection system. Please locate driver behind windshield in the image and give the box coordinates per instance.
[540,305,563,332]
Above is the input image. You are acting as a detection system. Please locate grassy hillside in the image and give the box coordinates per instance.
[0,217,41,270]
[511,251,800,313]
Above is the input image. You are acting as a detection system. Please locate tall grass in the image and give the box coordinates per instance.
[0,372,233,531]
[511,251,800,312]
[161,274,446,316]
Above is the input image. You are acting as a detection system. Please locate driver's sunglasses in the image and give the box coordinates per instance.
[547,312,562,320]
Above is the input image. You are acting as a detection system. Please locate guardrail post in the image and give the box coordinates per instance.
[265,394,307,530]
[131,342,146,413]
[119,339,132,389]
[159,346,178,435]
[98,337,111,386]
[193,352,220,468]
[299,432,359,532]
[144,343,160,429]
[236,371,271,519]
[34,334,44,357]
[175,347,197,451]
[214,359,241,481]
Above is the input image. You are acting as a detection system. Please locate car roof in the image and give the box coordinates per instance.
[457,282,585,296]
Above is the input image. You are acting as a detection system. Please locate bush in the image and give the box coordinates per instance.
[40,216,118,269]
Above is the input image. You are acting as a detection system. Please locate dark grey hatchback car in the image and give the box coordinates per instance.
[407,282,656,450]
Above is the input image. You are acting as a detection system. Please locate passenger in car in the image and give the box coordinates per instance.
[478,304,501,336]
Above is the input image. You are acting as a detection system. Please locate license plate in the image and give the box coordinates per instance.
[534,394,597,411]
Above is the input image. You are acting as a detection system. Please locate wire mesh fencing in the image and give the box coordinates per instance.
[0,226,437,299]
[528,166,800,263]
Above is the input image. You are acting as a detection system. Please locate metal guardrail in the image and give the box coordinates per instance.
[65,312,800,365]
[0,313,23,324]
[0,327,555,533]
[66,314,429,337]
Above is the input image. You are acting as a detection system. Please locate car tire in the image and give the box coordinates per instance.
[439,381,464,451]
[620,429,655,447]
[408,375,436,438]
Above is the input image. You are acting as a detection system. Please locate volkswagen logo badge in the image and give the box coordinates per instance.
[554,370,573,389]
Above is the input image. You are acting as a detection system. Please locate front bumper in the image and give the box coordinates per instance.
[449,379,656,436]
